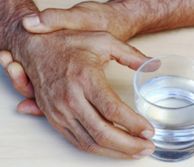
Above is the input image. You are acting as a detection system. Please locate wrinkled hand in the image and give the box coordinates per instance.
[23,1,140,41]
[0,0,144,117]
[0,31,155,159]
[0,51,42,115]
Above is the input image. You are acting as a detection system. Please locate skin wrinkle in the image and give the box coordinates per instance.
[0,0,37,50]
[150,1,181,31]
[138,0,194,33]
[74,119,97,150]
[110,1,141,40]
[77,4,108,30]
[2,0,194,159]
[138,0,167,32]
[110,4,135,40]
[109,0,194,35]
[143,1,170,30]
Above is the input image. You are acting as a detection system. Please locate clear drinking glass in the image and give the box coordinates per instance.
[133,55,194,162]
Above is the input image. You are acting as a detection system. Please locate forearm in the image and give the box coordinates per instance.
[109,0,194,36]
[0,0,38,60]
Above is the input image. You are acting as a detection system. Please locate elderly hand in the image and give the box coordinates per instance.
[0,31,155,159]
[0,0,146,117]
[0,51,42,115]
[22,1,142,41]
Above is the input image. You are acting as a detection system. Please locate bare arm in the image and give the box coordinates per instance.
[0,0,155,159]
[109,0,194,35]
[0,0,38,60]
[22,0,194,41]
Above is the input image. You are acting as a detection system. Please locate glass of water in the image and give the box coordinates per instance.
[133,55,194,162]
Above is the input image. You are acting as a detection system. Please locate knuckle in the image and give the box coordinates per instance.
[103,101,121,121]
[64,92,77,110]
[84,143,98,153]
[94,130,108,146]
[78,68,89,82]
[78,66,98,83]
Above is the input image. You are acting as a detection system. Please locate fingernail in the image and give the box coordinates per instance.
[0,54,12,67]
[7,63,23,78]
[132,149,154,159]
[23,14,40,27]
[141,130,154,139]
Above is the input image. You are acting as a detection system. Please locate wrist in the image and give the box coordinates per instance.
[106,0,147,40]
[0,0,38,63]
[0,0,37,48]
[108,0,194,36]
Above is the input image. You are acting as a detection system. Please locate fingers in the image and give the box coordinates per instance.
[0,51,34,98]
[103,33,151,69]
[67,32,150,70]
[52,103,132,159]
[110,42,150,70]
[7,63,34,98]
[75,96,154,158]
[46,115,81,149]
[22,9,83,33]
[32,101,128,159]
[45,101,131,159]
[17,99,44,116]
[56,85,154,158]
[0,51,39,117]
[84,71,154,139]
[71,119,131,159]
[22,1,115,34]
[0,51,13,67]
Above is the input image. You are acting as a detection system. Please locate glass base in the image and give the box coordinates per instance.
[151,147,194,162]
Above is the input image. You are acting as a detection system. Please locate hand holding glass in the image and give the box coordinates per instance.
[134,55,194,162]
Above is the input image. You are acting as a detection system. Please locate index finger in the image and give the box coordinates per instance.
[83,69,154,139]
[63,87,155,157]
[22,7,98,34]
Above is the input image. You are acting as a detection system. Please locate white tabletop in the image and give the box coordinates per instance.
[1,0,194,166]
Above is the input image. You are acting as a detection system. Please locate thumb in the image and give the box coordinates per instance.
[17,99,44,116]
[22,8,93,33]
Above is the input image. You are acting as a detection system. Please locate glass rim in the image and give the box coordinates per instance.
[133,55,194,110]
